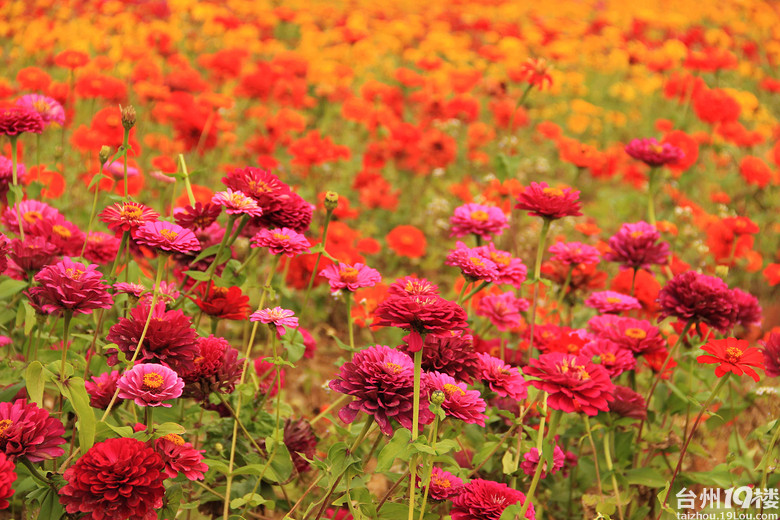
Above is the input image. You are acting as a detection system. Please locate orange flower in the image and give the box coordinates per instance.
[54,50,89,69]
[662,130,698,176]
[764,263,780,287]
[24,166,65,199]
[386,225,427,259]
[16,67,51,92]
[739,156,775,188]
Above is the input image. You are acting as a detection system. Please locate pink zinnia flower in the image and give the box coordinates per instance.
[608,385,647,420]
[523,353,615,416]
[476,292,529,331]
[16,94,65,127]
[103,160,139,180]
[474,243,527,288]
[374,294,469,353]
[329,345,434,435]
[83,232,121,264]
[451,479,535,520]
[625,137,684,167]
[761,332,780,378]
[476,353,528,400]
[85,371,122,410]
[521,445,565,479]
[580,339,636,378]
[604,221,669,270]
[450,203,509,240]
[212,188,264,217]
[154,434,208,480]
[658,271,738,333]
[7,236,57,274]
[424,371,487,426]
[251,227,310,256]
[584,291,641,314]
[732,288,762,327]
[514,182,582,220]
[99,201,159,235]
[222,166,292,213]
[113,282,146,298]
[387,275,440,297]
[0,106,44,136]
[0,453,16,509]
[3,199,61,235]
[320,262,381,293]
[0,399,65,462]
[59,438,165,520]
[174,202,221,230]
[446,242,499,283]
[549,241,600,265]
[117,363,184,407]
[418,466,463,501]
[250,307,298,336]
[132,220,201,254]
[26,257,113,315]
[587,315,665,356]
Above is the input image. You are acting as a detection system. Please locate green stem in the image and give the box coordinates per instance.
[461,280,490,305]
[109,232,130,281]
[554,265,573,314]
[526,218,551,362]
[759,419,780,515]
[10,137,24,240]
[122,128,130,199]
[583,416,603,497]
[417,411,441,520]
[59,310,73,381]
[408,348,424,520]
[145,407,154,432]
[81,174,102,258]
[310,394,350,425]
[604,430,625,520]
[456,282,469,306]
[517,407,561,520]
[178,154,196,206]
[647,167,659,226]
[345,295,355,350]
[203,214,237,297]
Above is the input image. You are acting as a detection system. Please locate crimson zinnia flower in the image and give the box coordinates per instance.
[608,385,647,420]
[657,271,738,333]
[624,138,685,167]
[387,276,440,297]
[424,371,487,426]
[514,181,582,220]
[99,201,159,235]
[154,434,208,480]
[419,466,463,501]
[132,220,201,254]
[181,335,243,402]
[762,333,780,378]
[329,345,434,435]
[0,106,44,136]
[476,353,528,400]
[85,371,122,410]
[59,438,165,520]
[0,452,15,510]
[587,315,665,356]
[523,352,615,416]
[0,399,65,462]
[451,479,535,520]
[174,202,221,230]
[221,166,291,213]
[26,257,113,315]
[396,333,479,383]
[192,283,250,320]
[282,418,317,474]
[373,294,469,352]
[604,221,669,270]
[697,338,764,382]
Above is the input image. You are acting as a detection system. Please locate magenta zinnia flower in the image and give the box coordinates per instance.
[320,262,382,293]
[657,271,738,333]
[212,188,264,217]
[374,294,469,352]
[418,466,463,501]
[99,201,159,235]
[732,288,762,328]
[521,444,565,479]
[255,191,313,233]
[474,243,528,288]
[549,241,601,265]
[396,333,479,383]
[251,227,310,256]
[451,479,535,520]
[83,232,121,264]
[85,371,122,410]
[0,399,65,462]
[587,315,665,356]
[59,438,165,520]
[15,94,65,127]
[132,220,201,254]
[625,137,684,167]
[476,353,528,400]
[387,275,440,297]
[26,257,113,315]
[222,166,291,213]
[329,345,434,435]
[579,339,636,378]
[424,371,487,426]
[0,452,16,510]
[154,434,208,480]
[117,363,184,407]
[250,307,299,336]
[604,221,669,270]
[3,199,61,235]
[584,291,641,314]
[608,385,647,420]
[523,353,615,416]
[174,202,221,230]
[476,292,529,331]
[450,203,509,240]
[514,182,582,220]
[446,242,499,283]
[0,106,44,136]
[762,332,780,378]
[181,335,243,402]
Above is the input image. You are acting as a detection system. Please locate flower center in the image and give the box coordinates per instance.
[23,210,42,223]
[443,383,465,397]
[625,328,647,339]
[490,252,510,266]
[385,362,403,374]
[273,233,290,241]
[33,100,49,112]
[142,372,164,389]
[53,224,71,238]
[432,475,452,488]
[468,256,485,267]
[339,267,359,283]
[65,268,84,280]
[0,419,12,438]
[606,297,622,304]
[630,230,645,238]
[121,205,143,219]
[470,210,489,221]
[725,346,743,363]
[162,433,185,446]
[602,352,616,363]
[652,144,664,154]
[543,187,564,197]
[160,229,179,241]
[211,286,229,298]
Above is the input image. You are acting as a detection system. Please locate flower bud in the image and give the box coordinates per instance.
[121,105,136,130]
[715,265,729,278]
[430,390,446,406]
[99,145,111,165]
[324,191,339,211]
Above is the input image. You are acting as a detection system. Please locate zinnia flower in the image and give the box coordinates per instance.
[154,434,208,480]
[192,284,250,320]
[604,222,669,270]
[174,202,221,230]
[731,288,762,328]
[584,291,641,314]
[181,335,243,401]
[446,242,499,283]
[474,243,528,288]
[762,333,780,378]
[418,466,463,501]
[3,199,61,235]
[523,353,615,416]
[251,227,310,256]
[83,232,121,264]
[282,419,317,474]
[521,445,565,479]
[26,257,113,315]
[608,385,647,420]
[15,94,65,127]
[657,271,738,333]
[0,106,44,136]
[250,307,298,336]
[212,189,264,217]
[476,292,528,331]
[328,345,434,435]
[320,262,382,293]
[587,315,665,356]
[0,452,16,509]
[255,191,314,233]
[59,437,165,520]
[396,333,479,384]
[451,479,535,520]
[0,399,65,462]
[697,338,764,382]
[476,353,528,400]
[424,371,487,426]
[222,166,291,213]
[99,201,159,235]
[387,276,440,297]
[625,138,685,167]
[450,203,509,240]
[374,294,469,352]
[514,181,582,220]
[132,220,201,254]
[85,371,122,410]
[579,339,636,378]
[117,363,184,407]
[549,241,601,265]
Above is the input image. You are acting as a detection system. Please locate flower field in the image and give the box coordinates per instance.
[1,0,780,519]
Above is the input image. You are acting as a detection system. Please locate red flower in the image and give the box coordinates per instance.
[514,182,582,220]
[374,294,469,352]
[59,438,165,520]
[0,399,65,462]
[99,201,159,236]
[192,284,250,320]
[0,106,44,136]
[26,258,113,316]
[658,271,737,333]
[0,452,15,510]
[451,479,535,520]
[697,338,764,382]
[154,434,208,480]
[396,333,479,384]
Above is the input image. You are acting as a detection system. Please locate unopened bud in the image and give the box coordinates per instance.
[715,265,729,278]
[98,145,111,165]
[430,390,446,406]
[121,105,136,130]
[591,355,602,365]
[324,191,339,211]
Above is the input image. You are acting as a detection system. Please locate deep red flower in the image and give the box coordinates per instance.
[762,333,780,378]
[396,333,479,384]
[59,438,165,520]
[624,138,684,167]
[697,338,764,382]
[255,191,314,233]
[476,353,528,400]
[0,399,65,462]
[282,418,317,474]
[608,385,647,420]
[373,294,469,352]
[0,106,44,136]
[514,182,582,220]
[26,258,113,316]
[174,202,221,230]
[0,452,15,510]
[222,166,291,213]
[657,271,738,333]
[85,371,122,410]
[192,283,250,320]
[604,221,669,270]
[424,371,487,426]
[451,479,535,520]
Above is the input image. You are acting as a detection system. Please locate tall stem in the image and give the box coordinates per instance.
[759,420,780,515]
[417,411,441,520]
[345,295,355,350]
[121,127,130,199]
[647,167,659,226]
[59,311,73,380]
[604,429,625,520]
[583,416,603,497]
[526,218,551,362]
[10,137,24,240]
[518,407,560,519]
[408,348,424,520]
[178,154,196,206]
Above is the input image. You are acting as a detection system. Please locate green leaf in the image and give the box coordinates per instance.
[264,439,294,483]
[153,422,187,437]
[281,334,306,363]
[625,468,667,488]
[23,301,35,335]
[160,483,183,520]
[183,270,211,282]
[202,458,230,475]
[64,377,96,451]
[0,382,24,402]
[25,361,46,407]
[88,172,110,190]
[230,493,268,509]
[0,278,27,300]
[375,429,410,473]
[190,243,222,265]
